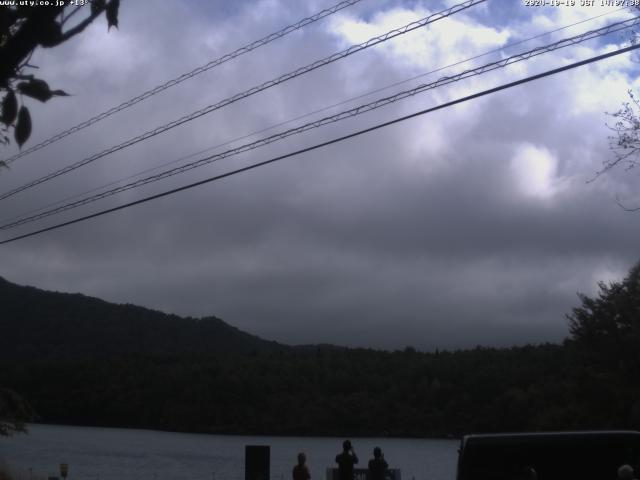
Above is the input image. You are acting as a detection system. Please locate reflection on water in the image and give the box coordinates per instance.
[0,425,458,480]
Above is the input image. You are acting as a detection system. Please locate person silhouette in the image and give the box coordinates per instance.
[519,466,537,480]
[618,464,638,480]
[335,440,359,480]
[368,447,388,480]
[293,452,311,480]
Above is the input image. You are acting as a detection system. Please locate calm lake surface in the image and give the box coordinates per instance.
[0,425,459,480]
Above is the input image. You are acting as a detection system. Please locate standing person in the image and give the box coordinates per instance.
[335,440,359,480]
[618,464,638,480]
[368,447,388,480]
[293,453,311,480]
[519,466,537,480]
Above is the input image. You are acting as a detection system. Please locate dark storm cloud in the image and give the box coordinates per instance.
[1,0,639,350]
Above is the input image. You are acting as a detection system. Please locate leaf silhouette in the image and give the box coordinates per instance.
[91,0,106,16]
[1,90,17,125]
[38,21,62,47]
[17,79,54,102]
[15,106,32,148]
[106,0,119,29]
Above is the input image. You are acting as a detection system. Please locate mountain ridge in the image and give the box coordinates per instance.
[0,276,285,361]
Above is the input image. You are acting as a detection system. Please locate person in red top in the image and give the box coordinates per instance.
[293,452,311,480]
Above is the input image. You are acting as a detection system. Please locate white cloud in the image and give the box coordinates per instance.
[329,6,510,70]
[510,143,559,199]
[4,0,640,349]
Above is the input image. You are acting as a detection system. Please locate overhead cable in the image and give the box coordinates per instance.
[0,0,364,166]
[1,42,638,245]
[3,5,624,226]
[2,15,637,231]
[0,0,485,202]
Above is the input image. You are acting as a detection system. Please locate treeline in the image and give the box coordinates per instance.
[0,342,636,437]
[1,259,639,438]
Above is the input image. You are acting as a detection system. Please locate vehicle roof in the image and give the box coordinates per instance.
[460,430,640,448]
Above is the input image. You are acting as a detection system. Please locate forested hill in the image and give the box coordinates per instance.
[0,276,284,361]
[1,262,639,437]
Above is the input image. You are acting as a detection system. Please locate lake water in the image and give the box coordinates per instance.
[0,425,459,480]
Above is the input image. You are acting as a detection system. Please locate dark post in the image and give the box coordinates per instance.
[245,445,270,480]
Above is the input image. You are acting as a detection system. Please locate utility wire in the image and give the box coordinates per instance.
[1,42,638,246]
[2,6,624,226]
[0,0,364,166]
[2,15,637,231]
[0,0,485,202]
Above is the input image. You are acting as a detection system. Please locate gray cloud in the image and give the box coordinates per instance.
[1,0,639,350]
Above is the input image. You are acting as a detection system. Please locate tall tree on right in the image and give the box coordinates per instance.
[602,6,640,209]
[566,260,640,427]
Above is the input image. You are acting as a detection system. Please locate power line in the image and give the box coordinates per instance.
[3,6,623,226]
[0,0,485,202]
[2,15,637,231]
[1,42,638,246]
[0,0,364,166]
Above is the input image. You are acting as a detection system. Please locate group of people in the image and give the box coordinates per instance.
[292,443,639,480]
[293,440,388,480]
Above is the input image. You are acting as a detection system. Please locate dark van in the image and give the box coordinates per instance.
[456,430,640,480]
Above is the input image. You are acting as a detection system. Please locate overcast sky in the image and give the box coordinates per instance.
[1,0,640,350]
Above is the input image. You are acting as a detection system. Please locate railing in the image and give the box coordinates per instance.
[325,468,402,480]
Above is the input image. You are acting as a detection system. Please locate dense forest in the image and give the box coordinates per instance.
[1,261,639,437]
